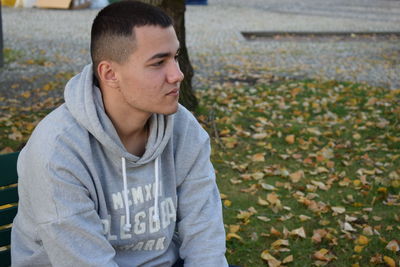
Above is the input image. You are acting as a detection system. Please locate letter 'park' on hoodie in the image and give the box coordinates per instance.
[11,64,228,267]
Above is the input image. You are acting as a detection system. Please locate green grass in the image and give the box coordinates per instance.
[3,48,24,64]
[196,79,400,266]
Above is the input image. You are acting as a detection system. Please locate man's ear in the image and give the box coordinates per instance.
[97,61,118,88]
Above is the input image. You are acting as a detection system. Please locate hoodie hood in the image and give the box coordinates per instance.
[64,64,173,166]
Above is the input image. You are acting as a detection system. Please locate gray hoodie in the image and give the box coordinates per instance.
[11,64,228,267]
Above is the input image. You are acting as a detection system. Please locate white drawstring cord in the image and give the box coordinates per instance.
[121,157,131,231]
[153,157,160,221]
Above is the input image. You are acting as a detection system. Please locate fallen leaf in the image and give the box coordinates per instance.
[285,135,295,144]
[251,153,265,162]
[331,206,346,214]
[356,235,369,246]
[291,227,306,238]
[383,256,396,267]
[290,170,304,183]
[282,255,293,264]
[261,250,281,267]
[226,233,243,241]
[385,240,400,252]
[257,216,271,222]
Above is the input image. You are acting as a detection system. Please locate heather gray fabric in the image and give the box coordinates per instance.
[11,64,228,267]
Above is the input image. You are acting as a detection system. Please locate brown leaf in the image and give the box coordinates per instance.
[260,250,281,267]
[251,153,265,162]
[285,135,295,144]
[290,170,304,183]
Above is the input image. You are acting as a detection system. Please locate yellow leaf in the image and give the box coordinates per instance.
[299,215,311,221]
[223,200,232,207]
[267,192,279,205]
[383,256,396,267]
[291,227,306,238]
[271,239,289,249]
[354,245,364,253]
[356,235,369,245]
[258,197,269,206]
[226,233,243,241]
[220,193,228,199]
[251,153,265,162]
[229,224,240,233]
[236,210,252,220]
[313,248,329,261]
[285,135,295,144]
[260,250,281,267]
[252,172,265,180]
[42,84,53,91]
[21,91,31,98]
[353,133,361,140]
[282,255,293,264]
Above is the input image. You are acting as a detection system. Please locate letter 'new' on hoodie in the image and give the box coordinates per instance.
[11,64,228,267]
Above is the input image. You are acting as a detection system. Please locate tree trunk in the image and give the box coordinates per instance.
[140,0,197,111]
[0,4,4,68]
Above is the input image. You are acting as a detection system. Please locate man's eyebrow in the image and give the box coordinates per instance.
[147,48,181,62]
[147,52,171,62]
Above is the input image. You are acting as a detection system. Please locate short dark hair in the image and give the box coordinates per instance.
[90,0,173,78]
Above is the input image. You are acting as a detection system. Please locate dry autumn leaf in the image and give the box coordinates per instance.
[285,134,295,144]
[251,153,265,162]
[260,250,281,267]
[385,240,400,252]
[289,170,304,183]
[383,256,396,267]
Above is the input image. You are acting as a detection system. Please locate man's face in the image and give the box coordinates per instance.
[113,25,183,116]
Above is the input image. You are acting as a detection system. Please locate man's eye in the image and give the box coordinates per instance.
[174,54,179,61]
[152,60,164,66]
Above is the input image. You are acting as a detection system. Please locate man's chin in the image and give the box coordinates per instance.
[159,103,179,116]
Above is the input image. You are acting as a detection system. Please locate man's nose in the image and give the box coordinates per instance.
[167,61,184,84]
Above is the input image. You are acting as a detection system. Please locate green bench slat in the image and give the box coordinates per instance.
[0,206,18,226]
[0,249,11,267]
[0,152,19,267]
[0,228,11,247]
[0,187,18,206]
[0,152,19,187]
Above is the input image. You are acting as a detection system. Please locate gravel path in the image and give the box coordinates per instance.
[0,0,399,107]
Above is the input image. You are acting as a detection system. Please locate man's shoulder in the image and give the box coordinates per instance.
[174,104,204,127]
[172,104,209,142]
[24,104,89,157]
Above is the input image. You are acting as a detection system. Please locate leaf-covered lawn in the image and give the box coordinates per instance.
[196,79,400,267]
[1,72,399,266]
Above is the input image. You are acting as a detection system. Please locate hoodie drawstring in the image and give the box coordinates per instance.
[121,156,160,232]
[121,157,132,232]
[153,157,160,221]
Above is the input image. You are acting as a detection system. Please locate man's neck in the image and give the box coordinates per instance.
[100,87,152,156]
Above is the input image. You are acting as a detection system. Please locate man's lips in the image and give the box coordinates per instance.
[166,88,179,96]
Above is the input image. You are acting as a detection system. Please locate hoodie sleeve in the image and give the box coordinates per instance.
[174,111,228,267]
[14,144,119,267]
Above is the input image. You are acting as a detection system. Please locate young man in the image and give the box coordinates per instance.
[11,1,228,266]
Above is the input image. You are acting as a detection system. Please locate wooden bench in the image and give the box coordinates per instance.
[0,152,19,267]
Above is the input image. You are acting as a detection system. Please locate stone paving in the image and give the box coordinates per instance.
[0,0,399,103]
